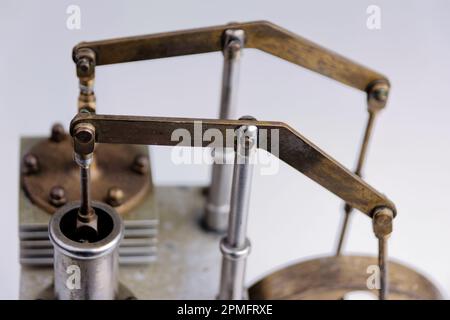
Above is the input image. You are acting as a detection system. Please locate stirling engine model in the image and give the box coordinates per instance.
[18,21,441,300]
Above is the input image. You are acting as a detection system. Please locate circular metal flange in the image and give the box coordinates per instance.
[22,133,151,215]
[249,255,442,300]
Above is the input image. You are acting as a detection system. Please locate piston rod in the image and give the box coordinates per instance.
[218,119,257,299]
[335,81,389,255]
[335,111,376,255]
[205,29,245,232]
[372,207,393,300]
[73,123,98,238]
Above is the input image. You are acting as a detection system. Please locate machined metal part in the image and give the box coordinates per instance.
[205,29,245,232]
[20,186,221,300]
[335,81,390,256]
[49,201,123,300]
[335,111,377,255]
[73,21,388,92]
[248,255,442,300]
[19,137,158,266]
[70,113,396,218]
[372,207,394,300]
[75,48,96,112]
[218,121,257,300]
[73,123,98,236]
[21,127,152,216]
[20,186,441,300]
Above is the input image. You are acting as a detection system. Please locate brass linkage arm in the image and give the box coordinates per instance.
[70,113,396,218]
[72,21,388,92]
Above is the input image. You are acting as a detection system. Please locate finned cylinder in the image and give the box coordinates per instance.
[49,201,123,300]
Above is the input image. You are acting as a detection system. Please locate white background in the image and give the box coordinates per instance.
[1,0,450,299]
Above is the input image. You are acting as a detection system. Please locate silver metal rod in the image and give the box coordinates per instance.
[218,121,257,300]
[80,166,91,215]
[335,111,376,255]
[205,29,245,232]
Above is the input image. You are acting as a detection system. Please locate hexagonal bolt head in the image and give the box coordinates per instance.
[106,187,124,207]
[49,186,67,207]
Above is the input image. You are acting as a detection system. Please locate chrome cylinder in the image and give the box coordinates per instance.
[49,201,123,300]
[205,29,245,232]
[218,122,257,300]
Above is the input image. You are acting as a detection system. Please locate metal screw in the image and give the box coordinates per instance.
[50,123,65,142]
[132,154,149,175]
[106,187,124,207]
[49,186,67,207]
[77,58,92,75]
[23,153,39,174]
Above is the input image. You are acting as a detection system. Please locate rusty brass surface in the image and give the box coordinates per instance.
[21,133,152,215]
[248,255,442,300]
[73,21,388,92]
[70,113,395,218]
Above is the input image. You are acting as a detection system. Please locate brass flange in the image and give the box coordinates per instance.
[21,124,152,215]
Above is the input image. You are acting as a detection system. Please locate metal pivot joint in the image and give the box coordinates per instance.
[218,117,257,300]
[205,29,245,232]
[74,48,96,113]
[335,80,391,256]
[372,207,394,300]
[73,123,98,239]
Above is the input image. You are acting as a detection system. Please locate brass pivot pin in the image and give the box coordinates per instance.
[372,207,394,300]
[335,80,390,256]
[74,48,96,113]
[73,122,98,241]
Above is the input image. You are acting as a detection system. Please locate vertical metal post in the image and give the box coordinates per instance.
[218,119,257,300]
[205,29,245,232]
[372,207,393,300]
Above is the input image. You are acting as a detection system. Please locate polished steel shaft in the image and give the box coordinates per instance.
[218,122,257,300]
[205,29,245,232]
